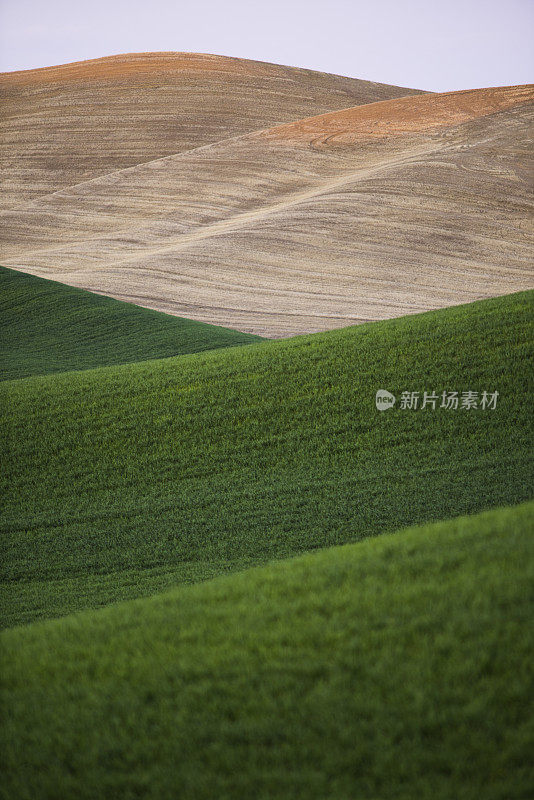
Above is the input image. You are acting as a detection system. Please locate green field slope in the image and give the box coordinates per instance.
[0,266,262,380]
[1,501,532,800]
[1,290,533,627]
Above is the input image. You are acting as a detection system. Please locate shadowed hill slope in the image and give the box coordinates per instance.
[2,84,532,336]
[1,291,532,627]
[0,266,262,381]
[0,51,423,210]
[1,500,533,799]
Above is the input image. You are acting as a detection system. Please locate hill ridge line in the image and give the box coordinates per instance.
[5,84,529,216]
[3,142,443,264]
[0,89,440,216]
[265,82,534,129]
[3,83,529,221]
[0,125,289,215]
[3,51,425,211]
[6,90,529,267]
[0,50,424,92]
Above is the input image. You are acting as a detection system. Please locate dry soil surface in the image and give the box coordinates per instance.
[1,55,532,337]
[0,52,421,211]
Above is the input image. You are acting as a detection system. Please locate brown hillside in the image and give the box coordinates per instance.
[262,84,534,144]
[1,76,532,337]
[0,52,423,210]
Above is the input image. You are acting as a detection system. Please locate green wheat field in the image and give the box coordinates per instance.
[1,267,533,799]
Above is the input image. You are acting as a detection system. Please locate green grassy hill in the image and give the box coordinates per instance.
[1,501,532,800]
[0,266,262,380]
[1,290,532,627]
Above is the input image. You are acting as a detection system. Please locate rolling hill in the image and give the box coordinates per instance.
[2,49,533,800]
[2,81,532,336]
[0,52,422,210]
[0,265,262,381]
[1,290,532,627]
[1,500,532,799]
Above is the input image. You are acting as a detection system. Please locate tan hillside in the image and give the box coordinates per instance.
[261,84,534,143]
[0,52,423,210]
[2,81,533,337]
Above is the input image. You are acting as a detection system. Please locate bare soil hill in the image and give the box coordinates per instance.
[0,52,422,210]
[2,79,532,337]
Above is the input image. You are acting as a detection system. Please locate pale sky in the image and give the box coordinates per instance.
[0,0,532,92]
